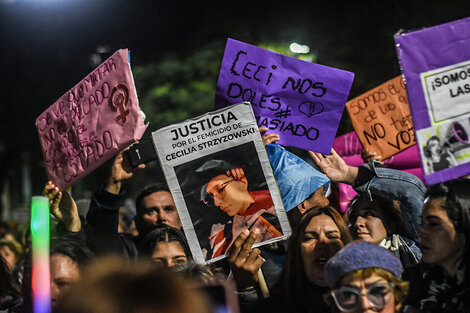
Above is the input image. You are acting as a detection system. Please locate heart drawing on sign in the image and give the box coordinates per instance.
[298,101,324,118]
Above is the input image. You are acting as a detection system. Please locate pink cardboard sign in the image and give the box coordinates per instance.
[36,49,146,190]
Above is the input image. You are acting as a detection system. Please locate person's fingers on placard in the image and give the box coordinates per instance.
[228,229,250,263]
[245,248,264,272]
[258,127,268,134]
[49,189,63,217]
[234,229,259,267]
[262,133,280,145]
[246,248,265,274]
[43,181,54,197]
[253,250,265,269]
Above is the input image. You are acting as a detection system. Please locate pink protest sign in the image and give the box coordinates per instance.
[36,49,146,190]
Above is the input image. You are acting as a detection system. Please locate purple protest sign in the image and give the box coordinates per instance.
[215,39,354,154]
[36,49,146,190]
[395,17,470,185]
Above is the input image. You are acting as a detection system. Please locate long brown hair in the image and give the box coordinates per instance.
[275,206,352,310]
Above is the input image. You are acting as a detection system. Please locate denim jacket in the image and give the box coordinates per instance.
[353,161,427,244]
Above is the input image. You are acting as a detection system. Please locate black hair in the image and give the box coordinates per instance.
[424,136,440,158]
[0,254,20,299]
[347,193,403,236]
[426,178,470,288]
[138,225,192,259]
[195,159,235,201]
[135,183,170,215]
[50,237,94,270]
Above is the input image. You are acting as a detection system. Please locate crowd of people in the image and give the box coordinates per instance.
[0,128,469,313]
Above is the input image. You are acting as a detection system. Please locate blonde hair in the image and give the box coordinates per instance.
[340,268,409,311]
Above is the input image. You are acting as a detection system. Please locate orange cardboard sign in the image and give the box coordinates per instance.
[346,76,415,160]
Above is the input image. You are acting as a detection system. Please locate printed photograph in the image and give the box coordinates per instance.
[174,141,283,261]
[420,119,470,174]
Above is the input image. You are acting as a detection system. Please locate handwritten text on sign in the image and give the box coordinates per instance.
[346,76,415,160]
[35,49,146,190]
[215,39,354,154]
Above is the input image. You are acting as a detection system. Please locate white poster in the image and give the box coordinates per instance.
[152,102,290,263]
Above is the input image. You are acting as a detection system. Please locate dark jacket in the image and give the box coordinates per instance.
[86,187,139,259]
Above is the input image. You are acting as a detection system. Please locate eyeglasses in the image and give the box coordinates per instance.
[331,283,394,312]
[203,179,235,206]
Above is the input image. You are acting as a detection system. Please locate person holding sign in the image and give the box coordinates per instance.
[86,149,182,258]
[197,160,282,259]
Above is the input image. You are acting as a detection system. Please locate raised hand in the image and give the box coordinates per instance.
[228,228,264,290]
[259,127,280,146]
[309,148,358,185]
[106,146,146,194]
[43,181,81,232]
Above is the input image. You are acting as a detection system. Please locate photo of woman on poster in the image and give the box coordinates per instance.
[174,141,285,262]
[423,136,458,173]
[197,159,282,259]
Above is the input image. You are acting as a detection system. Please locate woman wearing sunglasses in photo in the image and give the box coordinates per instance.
[198,160,283,259]
[324,241,408,313]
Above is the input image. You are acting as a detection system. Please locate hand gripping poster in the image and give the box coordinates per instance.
[395,17,470,185]
[36,49,146,190]
[152,102,290,263]
[215,38,354,154]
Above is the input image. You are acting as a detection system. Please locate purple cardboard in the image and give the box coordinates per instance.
[215,38,354,154]
[395,17,470,185]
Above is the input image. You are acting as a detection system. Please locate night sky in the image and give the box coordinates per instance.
[1,0,470,205]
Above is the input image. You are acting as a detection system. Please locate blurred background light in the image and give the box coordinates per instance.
[289,42,310,54]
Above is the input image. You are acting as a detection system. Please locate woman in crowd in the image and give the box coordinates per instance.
[49,237,94,309]
[324,241,408,313]
[310,149,425,268]
[138,225,191,267]
[0,238,23,281]
[0,256,22,312]
[403,178,469,313]
[258,206,352,313]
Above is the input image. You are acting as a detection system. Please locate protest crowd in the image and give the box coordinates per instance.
[2,17,470,313]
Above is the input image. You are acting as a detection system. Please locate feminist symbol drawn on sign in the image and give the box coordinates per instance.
[109,84,130,123]
[299,101,324,118]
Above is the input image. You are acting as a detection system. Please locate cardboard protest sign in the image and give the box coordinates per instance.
[36,49,146,190]
[395,16,470,185]
[215,38,354,154]
[346,76,415,160]
[152,102,290,263]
